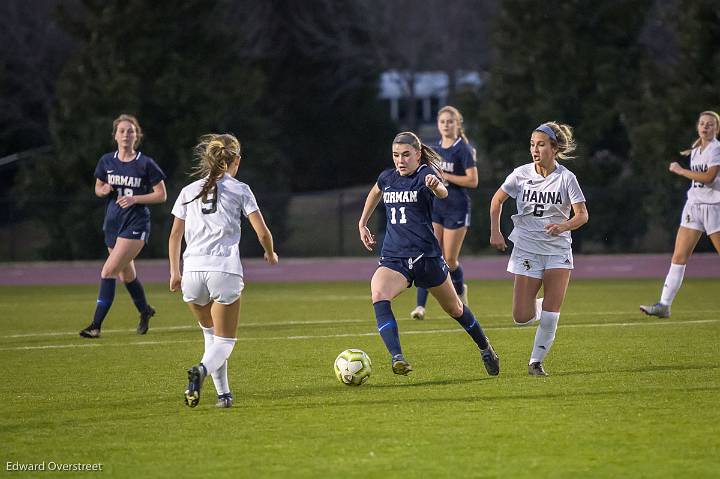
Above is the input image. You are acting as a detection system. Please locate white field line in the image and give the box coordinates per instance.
[1,318,718,352]
[3,310,720,340]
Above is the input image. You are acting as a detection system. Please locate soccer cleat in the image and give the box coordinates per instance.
[391,354,413,375]
[184,364,207,408]
[639,302,670,318]
[528,361,548,376]
[460,284,469,306]
[481,343,500,376]
[410,306,426,321]
[79,325,101,338]
[216,393,233,409]
[136,305,156,335]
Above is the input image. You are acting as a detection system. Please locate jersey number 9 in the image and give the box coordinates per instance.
[201,187,218,214]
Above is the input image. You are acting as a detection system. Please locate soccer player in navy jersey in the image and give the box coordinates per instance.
[79,114,167,338]
[358,131,499,376]
[411,106,478,321]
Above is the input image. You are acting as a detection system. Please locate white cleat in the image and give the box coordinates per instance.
[640,302,670,318]
[410,306,425,321]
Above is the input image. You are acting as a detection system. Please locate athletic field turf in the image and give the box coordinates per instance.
[1,279,719,478]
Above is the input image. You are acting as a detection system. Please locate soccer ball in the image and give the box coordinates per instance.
[334,349,372,386]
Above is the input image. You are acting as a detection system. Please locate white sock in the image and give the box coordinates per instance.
[530,310,560,364]
[201,336,237,375]
[213,361,230,395]
[534,298,543,322]
[199,324,231,394]
[660,263,686,306]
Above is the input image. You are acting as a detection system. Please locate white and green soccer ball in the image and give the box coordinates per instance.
[334,349,372,386]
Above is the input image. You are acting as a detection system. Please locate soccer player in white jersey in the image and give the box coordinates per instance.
[641,110,720,318]
[168,133,279,408]
[490,122,589,376]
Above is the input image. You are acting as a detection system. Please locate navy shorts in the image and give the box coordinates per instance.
[104,218,151,248]
[378,255,449,289]
[432,198,470,229]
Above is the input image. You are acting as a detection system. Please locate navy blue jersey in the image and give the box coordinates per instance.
[94,151,166,232]
[433,138,476,202]
[377,164,442,258]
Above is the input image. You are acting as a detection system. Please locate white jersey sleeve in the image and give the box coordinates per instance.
[240,186,260,217]
[171,188,190,219]
[501,169,521,198]
[566,171,586,204]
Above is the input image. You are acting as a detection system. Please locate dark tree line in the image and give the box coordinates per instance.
[2,0,719,259]
[460,0,720,253]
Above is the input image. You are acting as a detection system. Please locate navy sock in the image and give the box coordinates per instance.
[416,287,429,308]
[450,265,465,296]
[373,300,402,357]
[92,278,116,327]
[125,278,149,313]
[452,304,488,350]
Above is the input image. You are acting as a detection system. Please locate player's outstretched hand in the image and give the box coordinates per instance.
[490,231,507,251]
[669,162,683,174]
[359,225,376,251]
[265,252,279,265]
[169,273,181,292]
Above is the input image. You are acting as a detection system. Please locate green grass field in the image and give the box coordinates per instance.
[1,279,719,478]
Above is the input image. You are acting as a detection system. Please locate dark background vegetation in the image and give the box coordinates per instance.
[1,0,718,260]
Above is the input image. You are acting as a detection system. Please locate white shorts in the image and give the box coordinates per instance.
[680,202,720,235]
[507,247,574,279]
[181,271,244,306]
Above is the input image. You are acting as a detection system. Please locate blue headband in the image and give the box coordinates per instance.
[534,124,557,143]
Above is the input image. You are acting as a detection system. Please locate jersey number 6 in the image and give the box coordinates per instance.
[532,204,544,217]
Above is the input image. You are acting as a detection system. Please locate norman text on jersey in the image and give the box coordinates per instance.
[384,191,418,204]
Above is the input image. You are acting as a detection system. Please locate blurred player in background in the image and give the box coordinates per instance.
[490,122,588,376]
[411,106,478,321]
[169,133,278,408]
[641,110,720,318]
[358,131,499,377]
[80,114,166,338]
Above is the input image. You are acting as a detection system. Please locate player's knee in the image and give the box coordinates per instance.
[371,291,391,303]
[443,300,464,318]
[100,266,118,279]
[446,258,459,270]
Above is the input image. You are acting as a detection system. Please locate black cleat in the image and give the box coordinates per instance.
[391,354,413,375]
[481,343,500,376]
[528,361,548,376]
[216,393,233,409]
[184,364,206,408]
[136,305,155,335]
[79,325,101,338]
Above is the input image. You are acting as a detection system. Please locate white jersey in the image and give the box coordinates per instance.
[171,173,259,275]
[686,138,720,205]
[501,163,586,255]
